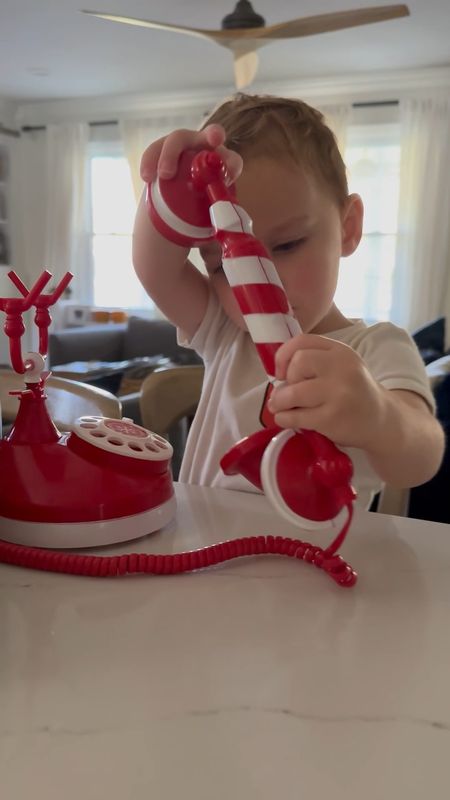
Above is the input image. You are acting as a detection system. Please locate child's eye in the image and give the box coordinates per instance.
[273,238,306,254]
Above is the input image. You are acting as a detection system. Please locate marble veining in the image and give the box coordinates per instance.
[2,483,450,799]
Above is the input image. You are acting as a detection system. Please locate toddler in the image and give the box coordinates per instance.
[133,94,444,508]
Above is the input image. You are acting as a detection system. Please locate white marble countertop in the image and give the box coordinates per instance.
[1,482,450,799]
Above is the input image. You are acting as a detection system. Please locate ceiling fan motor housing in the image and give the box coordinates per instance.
[221,0,265,30]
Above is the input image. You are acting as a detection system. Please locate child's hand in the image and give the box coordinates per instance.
[269,334,387,450]
[140,124,243,185]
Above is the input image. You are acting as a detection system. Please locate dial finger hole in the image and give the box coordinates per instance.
[129,443,144,452]
[152,434,170,448]
[145,442,161,453]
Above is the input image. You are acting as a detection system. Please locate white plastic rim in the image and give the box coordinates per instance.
[260,429,343,531]
[22,351,45,383]
[209,201,253,235]
[73,416,173,461]
[0,495,176,549]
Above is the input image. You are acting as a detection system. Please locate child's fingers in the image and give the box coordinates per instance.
[202,124,227,148]
[284,349,331,385]
[139,136,166,181]
[139,131,195,181]
[140,125,230,182]
[275,334,333,380]
[269,377,324,413]
[157,125,226,179]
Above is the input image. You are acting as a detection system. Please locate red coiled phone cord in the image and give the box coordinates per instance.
[0,503,356,587]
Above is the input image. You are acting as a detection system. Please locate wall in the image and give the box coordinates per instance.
[0,97,26,361]
[0,98,17,130]
[13,65,450,126]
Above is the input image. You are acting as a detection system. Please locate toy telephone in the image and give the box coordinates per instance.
[0,150,357,586]
[0,269,176,549]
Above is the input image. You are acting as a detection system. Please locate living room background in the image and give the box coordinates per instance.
[2,66,450,350]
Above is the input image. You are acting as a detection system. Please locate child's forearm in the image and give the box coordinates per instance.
[132,121,242,297]
[132,191,210,336]
[364,389,445,488]
[132,192,189,290]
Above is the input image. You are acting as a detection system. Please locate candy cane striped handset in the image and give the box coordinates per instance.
[148,149,357,573]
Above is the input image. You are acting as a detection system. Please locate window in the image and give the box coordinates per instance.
[88,112,401,322]
[88,141,154,310]
[335,118,401,322]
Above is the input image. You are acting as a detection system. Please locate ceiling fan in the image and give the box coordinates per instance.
[82,2,410,89]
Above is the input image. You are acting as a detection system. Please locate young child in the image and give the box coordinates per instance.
[133,93,444,509]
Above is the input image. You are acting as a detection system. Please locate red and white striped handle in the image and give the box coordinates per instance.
[148,149,300,378]
[194,151,301,379]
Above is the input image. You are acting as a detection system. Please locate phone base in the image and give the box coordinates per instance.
[0,495,176,549]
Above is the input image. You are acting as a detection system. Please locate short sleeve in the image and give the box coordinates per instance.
[356,322,436,412]
[177,286,231,363]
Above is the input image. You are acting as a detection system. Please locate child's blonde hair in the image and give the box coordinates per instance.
[203,93,348,208]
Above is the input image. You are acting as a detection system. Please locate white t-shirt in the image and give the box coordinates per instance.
[178,290,435,509]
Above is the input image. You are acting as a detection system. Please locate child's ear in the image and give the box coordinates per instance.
[341,193,364,256]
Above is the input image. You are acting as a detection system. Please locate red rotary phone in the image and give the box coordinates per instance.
[0,270,175,549]
[0,151,357,586]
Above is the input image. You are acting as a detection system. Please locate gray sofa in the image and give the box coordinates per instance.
[48,315,199,366]
[48,315,202,425]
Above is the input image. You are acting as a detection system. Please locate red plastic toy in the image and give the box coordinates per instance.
[149,151,357,528]
[0,151,357,587]
[0,270,175,549]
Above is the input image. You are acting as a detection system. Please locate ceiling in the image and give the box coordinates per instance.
[1,0,450,103]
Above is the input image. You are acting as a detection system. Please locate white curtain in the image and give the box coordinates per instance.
[319,102,351,158]
[119,109,207,203]
[16,130,47,288]
[391,93,450,332]
[44,122,89,301]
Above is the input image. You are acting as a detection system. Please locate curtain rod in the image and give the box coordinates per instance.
[353,100,399,108]
[0,124,21,138]
[21,119,118,133]
[19,99,400,133]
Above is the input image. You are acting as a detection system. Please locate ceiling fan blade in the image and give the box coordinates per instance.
[233,51,259,89]
[81,5,410,52]
[81,10,213,42]
[261,5,410,40]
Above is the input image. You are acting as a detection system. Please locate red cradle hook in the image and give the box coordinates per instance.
[0,270,53,374]
[8,271,73,359]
